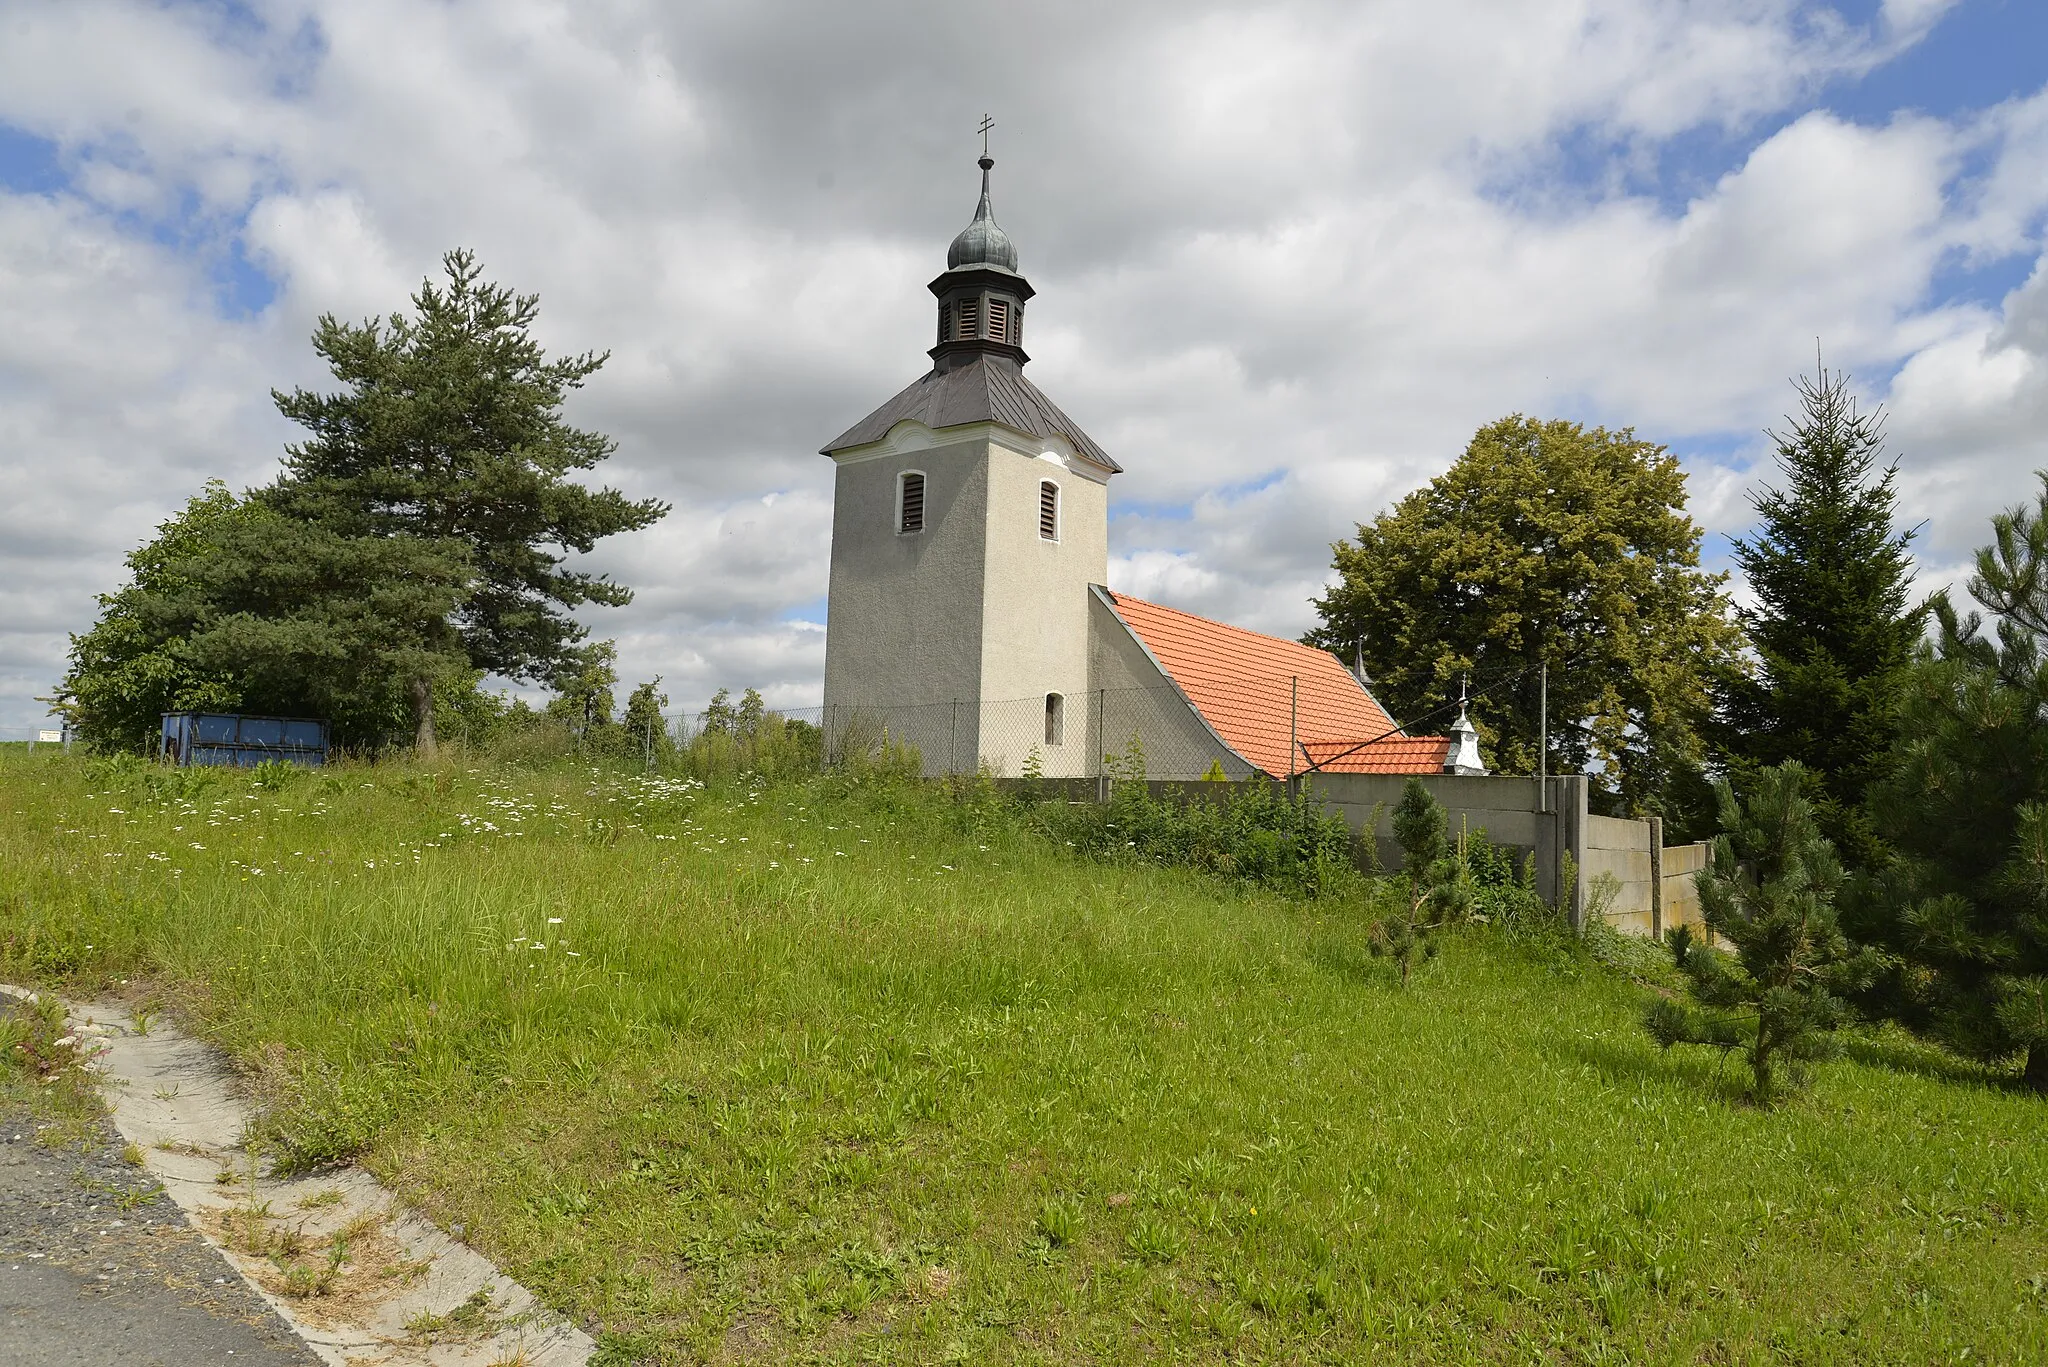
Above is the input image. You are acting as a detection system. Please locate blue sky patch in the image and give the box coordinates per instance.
[0,124,65,195]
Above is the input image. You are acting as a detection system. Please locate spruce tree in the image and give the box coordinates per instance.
[1860,473,2048,1093]
[1721,365,1919,867]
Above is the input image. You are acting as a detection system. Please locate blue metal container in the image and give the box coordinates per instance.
[159,713,330,768]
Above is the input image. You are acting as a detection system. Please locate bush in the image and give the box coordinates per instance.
[1032,764,1362,901]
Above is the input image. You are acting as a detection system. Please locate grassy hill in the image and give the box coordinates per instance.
[3,749,2043,1364]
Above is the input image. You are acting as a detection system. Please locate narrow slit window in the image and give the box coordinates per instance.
[957,298,981,340]
[899,471,926,534]
[1044,693,1064,746]
[987,298,1009,343]
[1038,480,1059,541]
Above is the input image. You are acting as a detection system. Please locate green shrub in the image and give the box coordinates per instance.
[1032,772,1361,901]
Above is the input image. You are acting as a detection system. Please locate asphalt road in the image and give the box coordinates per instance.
[0,1110,317,1367]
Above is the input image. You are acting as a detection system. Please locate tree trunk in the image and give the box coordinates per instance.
[2026,1042,2048,1096]
[411,676,437,759]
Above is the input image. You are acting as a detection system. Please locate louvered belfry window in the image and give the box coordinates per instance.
[957,298,981,340]
[938,303,951,345]
[1038,480,1059,541]
[899,471,926,534]
[986,298,1009,343]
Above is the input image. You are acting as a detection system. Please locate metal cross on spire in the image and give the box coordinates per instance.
[978,114,995,158]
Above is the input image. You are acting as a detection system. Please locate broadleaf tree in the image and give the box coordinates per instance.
[1309,416,1743,824]
[1717,365,1920,867]
[56,483,252,752]
[263,249,668,751]
[55,483,474,752]
[1857,472,2048,1093]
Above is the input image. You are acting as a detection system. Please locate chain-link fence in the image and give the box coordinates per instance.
[660,675,1426,782]
[0,724,73,753]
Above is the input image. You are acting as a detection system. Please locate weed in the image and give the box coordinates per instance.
[1034,1196,1080,1250]
[408,1288,499,1342]
[1124,1213,1182,1266]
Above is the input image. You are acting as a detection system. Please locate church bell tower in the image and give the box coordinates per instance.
[819,150,1121,776]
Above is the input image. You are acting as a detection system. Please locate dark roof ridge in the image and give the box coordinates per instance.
[821,353,1121,472]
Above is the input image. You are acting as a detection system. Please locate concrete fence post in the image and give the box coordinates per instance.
[1648,815,1665,941]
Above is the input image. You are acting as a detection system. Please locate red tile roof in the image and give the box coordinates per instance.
[1101,590,1449,777]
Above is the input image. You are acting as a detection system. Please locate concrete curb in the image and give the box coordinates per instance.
[1,984,595,1367]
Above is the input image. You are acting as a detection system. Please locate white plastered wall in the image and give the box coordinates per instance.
[823,420,1111,777]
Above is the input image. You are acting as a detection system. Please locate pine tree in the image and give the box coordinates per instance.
[1720,364,1919,867]
[1859,473,2048,1093]
[264,250,668,753]
[1645,762,1879,1102]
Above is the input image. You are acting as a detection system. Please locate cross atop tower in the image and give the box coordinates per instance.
[977,114,994,158]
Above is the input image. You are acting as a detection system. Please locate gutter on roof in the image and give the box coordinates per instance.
[1091,584,1267,777]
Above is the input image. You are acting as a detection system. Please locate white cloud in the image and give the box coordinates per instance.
[0,0,2044,732]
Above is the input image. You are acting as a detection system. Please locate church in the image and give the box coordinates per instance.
[819,153,1479,782]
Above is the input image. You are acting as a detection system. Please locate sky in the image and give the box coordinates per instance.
[2,0,2046,733]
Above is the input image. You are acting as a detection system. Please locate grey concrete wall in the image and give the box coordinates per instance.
[1583,812,1657,936]
[991,771,1692,939]
[1661,842,1709,931]
[1304,772,1588,913]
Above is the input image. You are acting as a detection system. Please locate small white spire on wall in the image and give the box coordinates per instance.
[1445,675,1488,776]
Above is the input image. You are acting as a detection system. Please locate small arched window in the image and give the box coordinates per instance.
[1038,479,1060,541]
[1044,692,1064,746]
[898,470,926,534]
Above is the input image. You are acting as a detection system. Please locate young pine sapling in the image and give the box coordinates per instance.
[1644,762,1879,1102]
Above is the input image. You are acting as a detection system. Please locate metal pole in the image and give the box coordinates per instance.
[1288,675,1298,798]
[950,698,959,776]
[1538,661,1549,812]
[1096,688,1106,801]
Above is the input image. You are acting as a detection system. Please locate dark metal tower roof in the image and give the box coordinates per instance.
[820,353,1121,472]
[945,155,1019,272]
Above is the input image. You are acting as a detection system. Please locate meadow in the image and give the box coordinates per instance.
[2,745,2044,1365]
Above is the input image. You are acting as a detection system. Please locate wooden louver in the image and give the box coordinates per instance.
[957,299,981,340]
[1038,480,1058,540]
[900,472,925,533]
[986,298,1009,343]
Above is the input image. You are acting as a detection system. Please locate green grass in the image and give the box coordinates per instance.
[3,747,2044,1364]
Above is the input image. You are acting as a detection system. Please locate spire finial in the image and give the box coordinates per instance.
[978,113,994,161]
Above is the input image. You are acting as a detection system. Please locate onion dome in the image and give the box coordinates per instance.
[945,156,1019,272]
